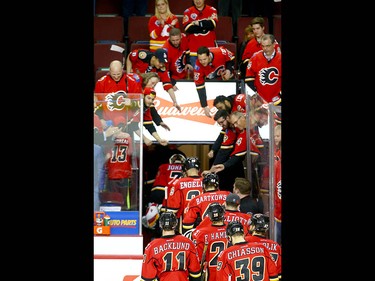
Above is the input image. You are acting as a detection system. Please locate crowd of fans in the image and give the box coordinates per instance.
[94,1,282,279]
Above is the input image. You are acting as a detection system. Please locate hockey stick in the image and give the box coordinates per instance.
[200,240,209,281]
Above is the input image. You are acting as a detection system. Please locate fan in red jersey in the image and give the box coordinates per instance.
[245,34,282,105]
[94,60,143,125]
[162,27,193,82]
[239,17,281,80]
[127,86,171,147]
[193,46,236,118]
[206,109,245,191]
[126,47,182,112]
[210,110,266,193]
[148,0,180,52]
[182,0,218,68]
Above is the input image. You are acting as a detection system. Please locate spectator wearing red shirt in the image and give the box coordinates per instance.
[162,28,193,82]
[194,46,236,118]
[94,60,144,126]
[148,0,180,51]
[206,109,245,191]
[183,0,218,68]
[240,17,280,79]
[210,110,263,175]
[127,86,170,147]
[245,34,282,105]
[105,115,134,210]
[126,48,182,112]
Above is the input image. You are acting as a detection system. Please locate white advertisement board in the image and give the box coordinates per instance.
[138,81,238,143]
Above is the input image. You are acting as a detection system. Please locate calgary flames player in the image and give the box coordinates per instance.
[150,154,186,206]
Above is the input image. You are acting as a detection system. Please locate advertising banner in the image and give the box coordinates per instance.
[94,211,140,235]
[106,211,139,235]
[139,81,237,143]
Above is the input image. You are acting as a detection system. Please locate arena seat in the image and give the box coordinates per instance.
[94,42,126,72]
[125,16,152,53]
[130,42,150,52]
[95,0,122,15]
[94,15,125,43]
[215,16,233,43]
[168,0,193,15]
[273,15,281,46]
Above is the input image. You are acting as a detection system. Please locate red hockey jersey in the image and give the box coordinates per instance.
[148,14,180,51]
[194,46,235,86]
[141,234,201,281]
[182,5,218,55]
[166,176,204,219]
[162,33,190,80]
[106,133,133,179]
[192,223,228,281]
[94,73,142,122]
[128,49,174,91]
[182,190,230,232]
[217,241,279,281]
[245,234,282,279]
[245,50,282,104]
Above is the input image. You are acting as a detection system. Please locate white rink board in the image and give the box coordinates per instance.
[136,81,237,143]
[94,258,142,281]
[94,236,143,281]
[94,236,143,255]
[133,81,270,142]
